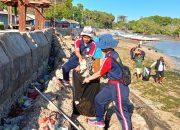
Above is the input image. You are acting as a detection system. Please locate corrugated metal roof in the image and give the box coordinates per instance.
[67,20,79,24]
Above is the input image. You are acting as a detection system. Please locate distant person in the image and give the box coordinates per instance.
[130,46,137,60]
[61,26,96,86]
[134,54,144,80]
[83,34,132,129]
[92,30,103,73]
[134,46,145,60]
[139,41,143,45]
[150,56,166,84]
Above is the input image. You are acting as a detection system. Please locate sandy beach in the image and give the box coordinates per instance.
[115,37,180,130]
[62,33,180,129]
[119,38,176,70]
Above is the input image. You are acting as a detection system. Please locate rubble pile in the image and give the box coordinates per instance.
[0,32,74,130]
[22,77,73,130]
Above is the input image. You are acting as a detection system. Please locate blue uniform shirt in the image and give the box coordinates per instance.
[100,51,123,80]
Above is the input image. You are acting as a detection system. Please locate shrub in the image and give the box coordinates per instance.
[0,22,4,30]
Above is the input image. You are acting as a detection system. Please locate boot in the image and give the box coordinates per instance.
[159,77,164,84]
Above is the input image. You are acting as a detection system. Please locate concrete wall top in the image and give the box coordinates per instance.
[22,32,43,71]
[43,28,54,43]
[0,30,53,111]
[0,42,9,65]
[0,32,32,104]
[55,28,82,36]
[22,32,38,49]
[29,30,51,61]
[0,41,10,92]
[29,31,49,46]
[0,32,31,57]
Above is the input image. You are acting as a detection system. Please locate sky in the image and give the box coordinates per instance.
[72,0,180,21]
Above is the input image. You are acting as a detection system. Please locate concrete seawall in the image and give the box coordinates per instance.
[0,29,53,117]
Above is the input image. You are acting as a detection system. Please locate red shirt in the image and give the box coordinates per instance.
[99,51,123,80]
[74,38,96,56]
[100,57,112,76]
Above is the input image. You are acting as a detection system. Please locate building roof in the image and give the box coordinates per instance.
[0,10,15,15]
[26,14,35,20]
[0,11,35,21]
[67,20,79,24]
[28,0,51,8]
[0,0,51,7]
[59,18,79,24]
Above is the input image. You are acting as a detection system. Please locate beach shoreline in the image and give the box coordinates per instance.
[99,29,179,71]
[114,35,180,129]
[116,38,176,70]
[63,33,180,129]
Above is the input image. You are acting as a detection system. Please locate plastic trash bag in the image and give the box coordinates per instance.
[72,70,100,116]
[142,67,151,81]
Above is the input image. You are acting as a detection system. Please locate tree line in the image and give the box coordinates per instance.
[44,1,115,28]
[113,16,180,37]
[0,1,179,36]
[44,1,180,36]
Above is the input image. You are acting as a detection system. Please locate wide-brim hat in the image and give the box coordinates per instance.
[80,26,93,38]
[98,34,119,49]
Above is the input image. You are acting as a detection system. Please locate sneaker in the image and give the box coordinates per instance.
[60,79,71,86]
[88,118,105,128]
[63,81,71,86]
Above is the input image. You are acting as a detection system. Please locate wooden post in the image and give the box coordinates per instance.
[35,7,45,30]
[18,0,26,31]
[41,8,45,29]
[8,5,12,28]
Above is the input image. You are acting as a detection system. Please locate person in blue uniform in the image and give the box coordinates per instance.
[61,26,96,86]
[83,34,132,130]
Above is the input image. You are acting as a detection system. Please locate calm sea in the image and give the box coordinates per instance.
[145,41,180,70]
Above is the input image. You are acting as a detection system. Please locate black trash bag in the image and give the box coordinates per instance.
[72,70,100,116]
[142,67,151,81]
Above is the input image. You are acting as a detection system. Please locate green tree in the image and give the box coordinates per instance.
[150,16,172,26]
[72,4,84,25]
[0,2,7,11]
[173,27,180,37]
[44,0,72,20]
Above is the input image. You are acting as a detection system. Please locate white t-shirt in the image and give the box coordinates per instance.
[151,61,166,71]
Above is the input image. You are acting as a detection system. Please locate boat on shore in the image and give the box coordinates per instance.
[114,32,160,41]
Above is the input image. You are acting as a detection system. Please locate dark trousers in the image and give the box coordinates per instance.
[156,71,164,78]
[95,81,132,130]
[62,55,79,81]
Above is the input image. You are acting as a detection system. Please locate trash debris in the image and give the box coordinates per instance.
[35,87,81,130]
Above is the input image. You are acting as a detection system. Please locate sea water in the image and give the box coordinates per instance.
[145,41,180,71]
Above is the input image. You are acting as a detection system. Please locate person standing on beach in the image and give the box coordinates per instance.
[134,45,145,60]
[134,54,144,80]
[150,56,166,84]
[61,26,96,86]
[130,45,145,61]
[130,46,137,60]
[83,34,132,130]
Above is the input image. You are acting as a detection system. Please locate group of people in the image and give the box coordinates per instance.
[60,26,133,130]
[130,44,166,84]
